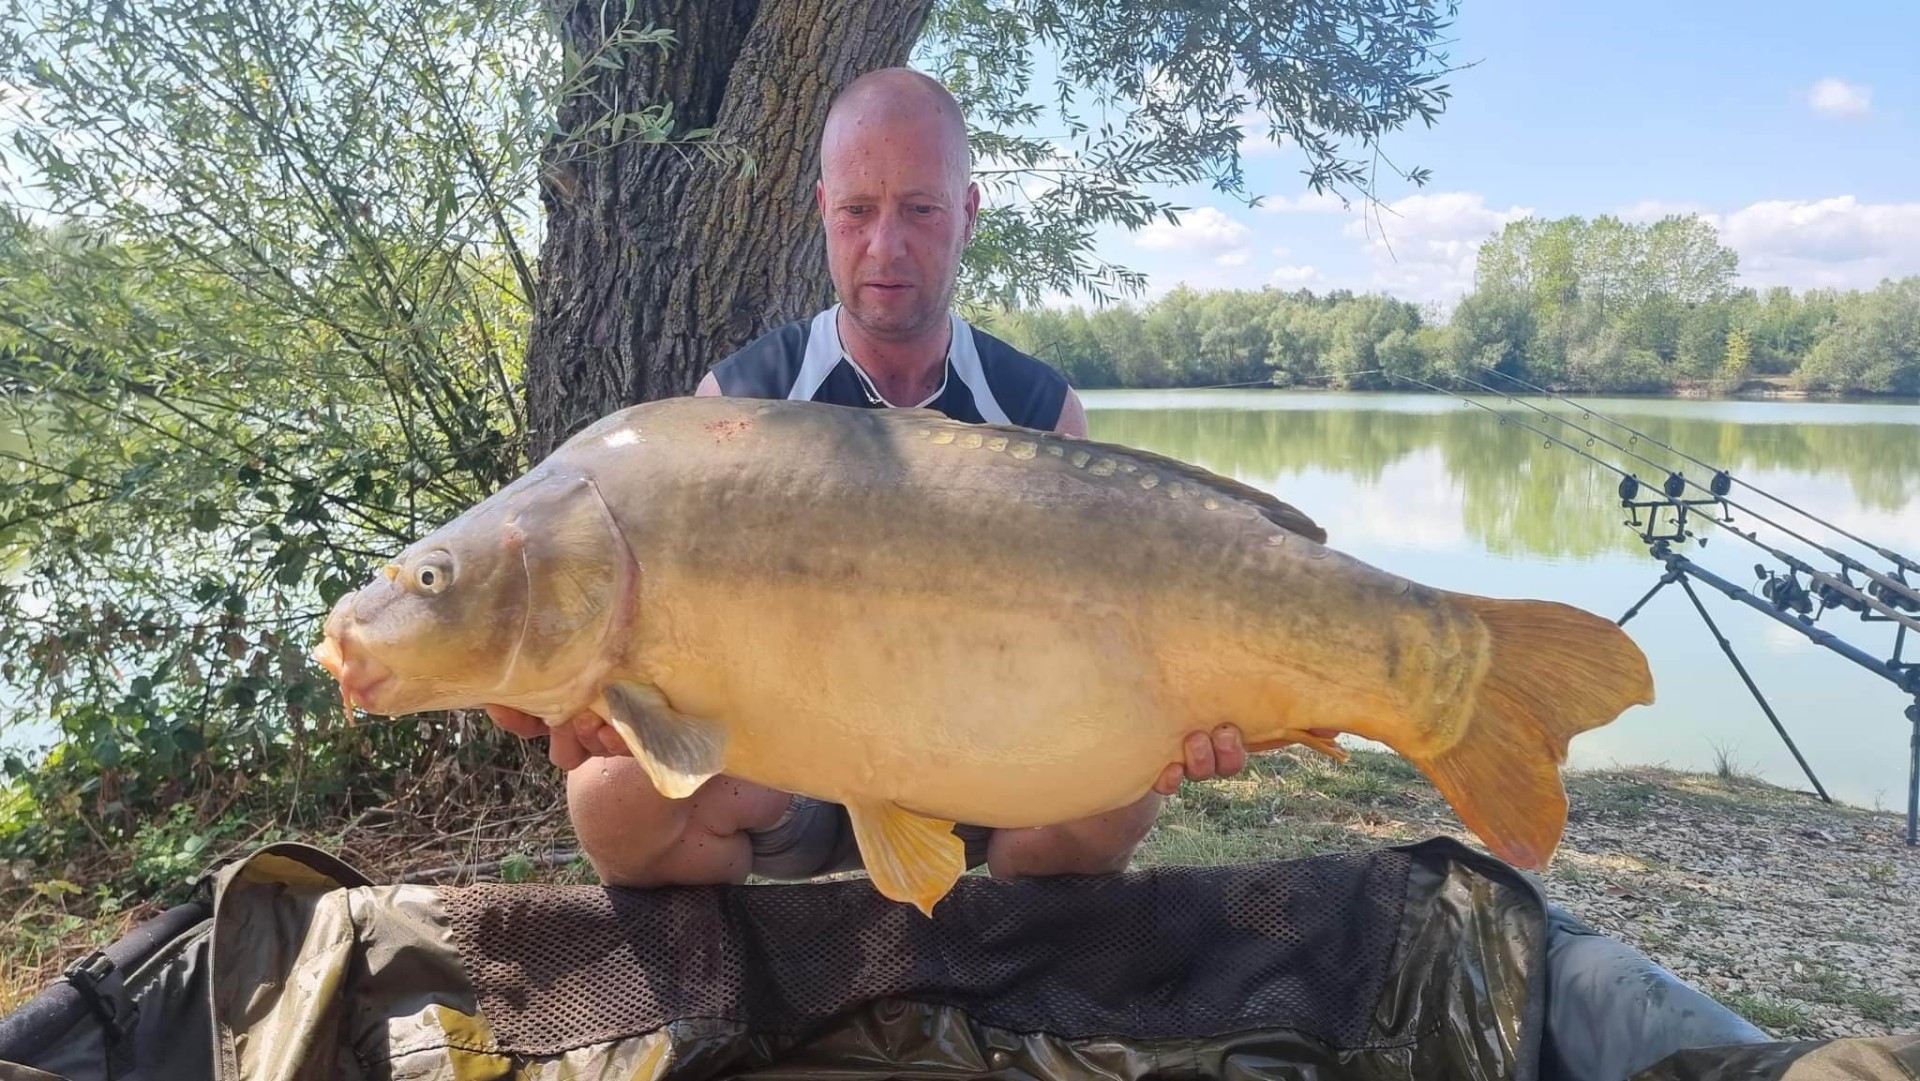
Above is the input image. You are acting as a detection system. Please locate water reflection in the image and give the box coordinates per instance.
[1085,389,1920,811]
[1090,397,1920,560]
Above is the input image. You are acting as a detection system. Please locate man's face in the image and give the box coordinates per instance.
[816,112,979,342]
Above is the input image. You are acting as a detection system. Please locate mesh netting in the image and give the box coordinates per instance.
[440,850,1411,1057]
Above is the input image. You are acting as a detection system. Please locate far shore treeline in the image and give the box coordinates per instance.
[981,214,1920,400]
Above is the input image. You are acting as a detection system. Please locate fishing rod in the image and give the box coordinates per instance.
[1379,367,1920,843]
[1439,369,1920,628]
[1390,369,1914,630]
[1476,364,1920,582]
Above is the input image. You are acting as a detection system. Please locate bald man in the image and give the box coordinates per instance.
[490,67,1254,892]
[699,67,1084,430]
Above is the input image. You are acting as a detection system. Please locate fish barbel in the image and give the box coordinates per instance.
[313,396,1654,914]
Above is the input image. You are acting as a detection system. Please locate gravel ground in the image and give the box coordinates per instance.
[1140,747,1920,1042]
[1539,768,1916,1040]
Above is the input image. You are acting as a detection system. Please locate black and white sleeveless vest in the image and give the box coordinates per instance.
[708,305,1070,431]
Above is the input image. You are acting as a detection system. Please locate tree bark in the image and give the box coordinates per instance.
[524,0,937,461]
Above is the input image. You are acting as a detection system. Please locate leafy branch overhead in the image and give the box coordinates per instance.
[918,0,1462,309]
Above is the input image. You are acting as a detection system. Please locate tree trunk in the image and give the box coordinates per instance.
[523,0,936,461]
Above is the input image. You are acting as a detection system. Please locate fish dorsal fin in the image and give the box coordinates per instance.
[1094,440,1328,544]
[884,405,951,423]
[885,410,1327,545]
[866,405,1326,544]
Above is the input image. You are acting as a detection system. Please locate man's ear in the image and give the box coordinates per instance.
[963,180,980,243]
[815,178,826,219]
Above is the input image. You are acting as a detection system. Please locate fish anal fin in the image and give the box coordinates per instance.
[844,802,967,917]
[1408,595,1655,870]
[603,681,727,800]
[1250,729,1349,761]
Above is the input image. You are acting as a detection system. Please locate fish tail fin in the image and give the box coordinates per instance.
[1408,595,1654,871]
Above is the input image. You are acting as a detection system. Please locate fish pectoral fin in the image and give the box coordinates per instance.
[602,681,727,800]
[843,801,967,918]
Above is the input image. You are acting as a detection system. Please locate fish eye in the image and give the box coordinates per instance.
[413,553,454,594]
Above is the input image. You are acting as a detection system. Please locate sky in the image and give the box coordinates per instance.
[1010,0,1920,314]
[3,0,1914,319]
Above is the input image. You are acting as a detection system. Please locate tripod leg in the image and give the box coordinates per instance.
[1907,702,1918,847]
[1677,576,1833,805]
[1617,570,1680,627]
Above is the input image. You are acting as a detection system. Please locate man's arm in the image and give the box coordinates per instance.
[1053,386,1087,437]
[695,371,722,397]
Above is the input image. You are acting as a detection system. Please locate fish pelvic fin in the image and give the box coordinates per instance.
[844,801,967,917]
[1411,596,1655,872]
[603,681,727,800]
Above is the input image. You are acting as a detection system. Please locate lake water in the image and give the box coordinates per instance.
[1082,388,1920,813]
[6,388,1920,812]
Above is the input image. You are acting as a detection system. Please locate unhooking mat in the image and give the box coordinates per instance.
[1,836,1914,1081]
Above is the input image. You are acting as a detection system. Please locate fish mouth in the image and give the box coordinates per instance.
[312,625,399,717]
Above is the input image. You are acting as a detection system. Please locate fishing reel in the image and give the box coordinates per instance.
[1818,576,1869,615]
[1870,575,1920,614]
[1756,564,1815,618]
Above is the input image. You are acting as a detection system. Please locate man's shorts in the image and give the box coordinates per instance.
[747,795,995,881]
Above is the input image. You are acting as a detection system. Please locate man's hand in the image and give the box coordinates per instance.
[485,704,631,771]
[1151,724,1341,795]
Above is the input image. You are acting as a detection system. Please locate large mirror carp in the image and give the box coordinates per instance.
[314,396,1654,914]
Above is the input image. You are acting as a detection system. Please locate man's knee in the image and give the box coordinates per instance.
[985,794,1161,879]
[565,757,688,886]
[564,758,788,888]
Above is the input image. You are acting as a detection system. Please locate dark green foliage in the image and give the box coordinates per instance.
[0,0,558,874]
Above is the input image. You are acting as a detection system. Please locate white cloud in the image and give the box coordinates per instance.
[1260,190,1349,214]
[1135,205,1252,266]
[1563,193,1920,293]
[1612,195,1920,292]
[1808,77,1871,117]
[1268,264,1322,287]
[1726,200,1920,291]
[1718,196,1920,268]
[1342,191,1534,305]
